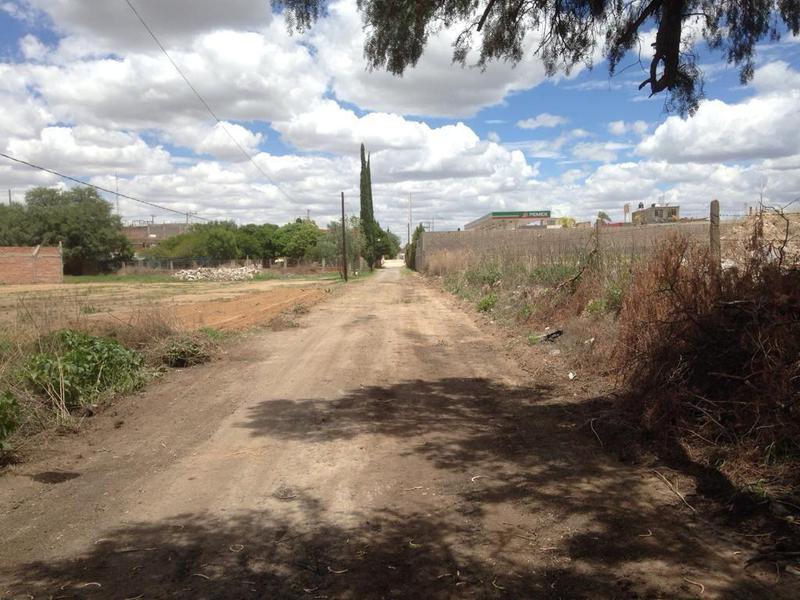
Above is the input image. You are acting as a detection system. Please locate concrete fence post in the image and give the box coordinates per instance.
[710,199,721,268]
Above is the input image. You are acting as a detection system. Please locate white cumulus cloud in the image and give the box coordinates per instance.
[517,113,569,130]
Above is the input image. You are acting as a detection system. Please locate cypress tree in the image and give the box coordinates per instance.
[365,153,374,223]
[359,143,378,269]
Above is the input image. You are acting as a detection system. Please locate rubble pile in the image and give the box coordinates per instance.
[172,265,260,282]
[722,213,800,267]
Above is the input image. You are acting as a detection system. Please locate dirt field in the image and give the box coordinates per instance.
[0,277,332,332]
[0,262,795,598]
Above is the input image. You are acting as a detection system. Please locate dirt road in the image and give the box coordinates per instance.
[0,264,792,598]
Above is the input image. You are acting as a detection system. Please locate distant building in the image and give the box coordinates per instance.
[464,210,552,231]
[632,203,680,225]
[124,223,190,250]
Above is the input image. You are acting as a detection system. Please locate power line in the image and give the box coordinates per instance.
[124,0,298,205]
[0,151,209,222]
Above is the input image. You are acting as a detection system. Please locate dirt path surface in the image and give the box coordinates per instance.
[0,265,793,599]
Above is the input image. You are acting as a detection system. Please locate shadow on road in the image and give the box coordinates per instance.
[5,378,784,598]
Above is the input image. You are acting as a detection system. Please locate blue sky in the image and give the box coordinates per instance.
[1,0,799,238]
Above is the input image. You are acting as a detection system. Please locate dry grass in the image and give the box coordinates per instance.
[419,221,724,274]
[616,228,800,497]
[431,210,800,502]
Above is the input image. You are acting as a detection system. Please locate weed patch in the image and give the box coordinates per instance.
[158,335,212,368]
[477,293,497,312]
[22,330,145,413]
[0,391,21,449]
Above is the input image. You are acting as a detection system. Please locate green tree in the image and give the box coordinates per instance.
[405,223,425,271]
[305,232,339,263]
[235,224,263,259]
[254,223,281,265]
[147,221,282,264]
[0,202,33,246]
[359,143,380,269]
[274,218,323,262]
[149,222,240,261]
[597,211,611,224]
[329,215,366,270]
[0,187,132,274]
[276,0,800,114]
[376,227,401,259]
[202,228,239,260]
[557,216,577,229]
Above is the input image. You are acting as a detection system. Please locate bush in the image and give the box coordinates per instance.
[465,264,502,287]
[585,298,606,315]
[616,233,800,495]
[477,293,497,312]
[529,263,579,286]
[0,391,21,450]
[24,330,144,410]
[159,335,211,368]
[602,281,625,313]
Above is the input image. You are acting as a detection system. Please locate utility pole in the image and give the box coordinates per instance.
[306,208,310,221]
[341,192,348,282]
[7,189,11,205]
[407,193,412,246]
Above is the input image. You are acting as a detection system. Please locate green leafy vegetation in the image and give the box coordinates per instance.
[358,144,399,269]
[145,216,398,270]
[0,391,21,450]
[277,1,800,114]
[146,221,283,263]
[159,335,211,368]
[0,313,229,453]
[529,264,579,287]
[465,264,502,287]
[23,330,145,409]
[585,299,607,315]
[405,224,425,271]
[360,143,378,269]
[198,327,226,342]
[0,187,132,274]
[477,293,497,312]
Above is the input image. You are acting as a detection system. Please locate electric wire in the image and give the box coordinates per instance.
[124,0,298,205]
[0,151,210,221]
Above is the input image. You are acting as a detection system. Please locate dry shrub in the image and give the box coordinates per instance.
[616,231,800,495]
[100,305,179,351]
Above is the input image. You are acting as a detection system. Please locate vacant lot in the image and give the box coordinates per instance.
[0,276,332,332]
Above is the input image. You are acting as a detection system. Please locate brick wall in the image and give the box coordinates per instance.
[0,246,63,284]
